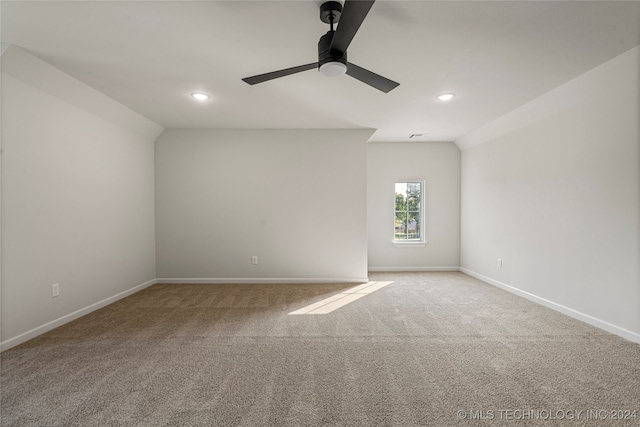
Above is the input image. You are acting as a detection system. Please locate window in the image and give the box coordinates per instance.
[394,182,424,243]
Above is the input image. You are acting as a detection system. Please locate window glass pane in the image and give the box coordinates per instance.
[406,211,420,239]
[395,211,408,239]
[394,182,407,199]
[407,182,421,198]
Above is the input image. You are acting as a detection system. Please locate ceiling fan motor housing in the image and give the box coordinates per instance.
[318,30,347,70]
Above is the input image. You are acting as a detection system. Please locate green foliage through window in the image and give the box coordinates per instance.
[394,182,422,240]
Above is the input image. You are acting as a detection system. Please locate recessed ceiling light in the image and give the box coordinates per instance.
[191,93,210,101]
[437,93,455,101]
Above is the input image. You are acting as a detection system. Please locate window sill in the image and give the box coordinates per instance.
[393,241,427,248]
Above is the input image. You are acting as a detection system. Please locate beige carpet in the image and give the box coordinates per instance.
[2,272,639,426]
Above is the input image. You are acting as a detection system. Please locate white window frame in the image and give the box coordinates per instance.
[393,180,426,247]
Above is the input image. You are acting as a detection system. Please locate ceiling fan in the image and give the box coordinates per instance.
[242,0,399,93]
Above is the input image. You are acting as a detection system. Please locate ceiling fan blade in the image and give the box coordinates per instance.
[329,0,375,54]
[346,62,399,93]
[242,63,318,85]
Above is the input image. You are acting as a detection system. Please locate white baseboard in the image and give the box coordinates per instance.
[460,268,640,344]
[0,278,157,352]
[368,266,460,272]
[155,277,370,285]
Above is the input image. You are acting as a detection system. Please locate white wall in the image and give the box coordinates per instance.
[367,142,460,271]
[155,129,372,283]
[459,46,640,341]
[1,46,162,349]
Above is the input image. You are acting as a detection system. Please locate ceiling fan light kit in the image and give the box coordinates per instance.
[319,61,347,77]
[242,0,399,93]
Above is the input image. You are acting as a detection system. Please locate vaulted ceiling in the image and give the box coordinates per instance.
[2,1,639,142]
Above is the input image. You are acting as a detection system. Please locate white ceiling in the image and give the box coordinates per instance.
[2,1,639,142]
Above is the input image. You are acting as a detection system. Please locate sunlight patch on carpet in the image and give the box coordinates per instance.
[288,281,394,315]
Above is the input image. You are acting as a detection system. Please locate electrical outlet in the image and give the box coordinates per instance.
[52,283,60,298]
[498,258,503,268]
[251,256,258,265]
